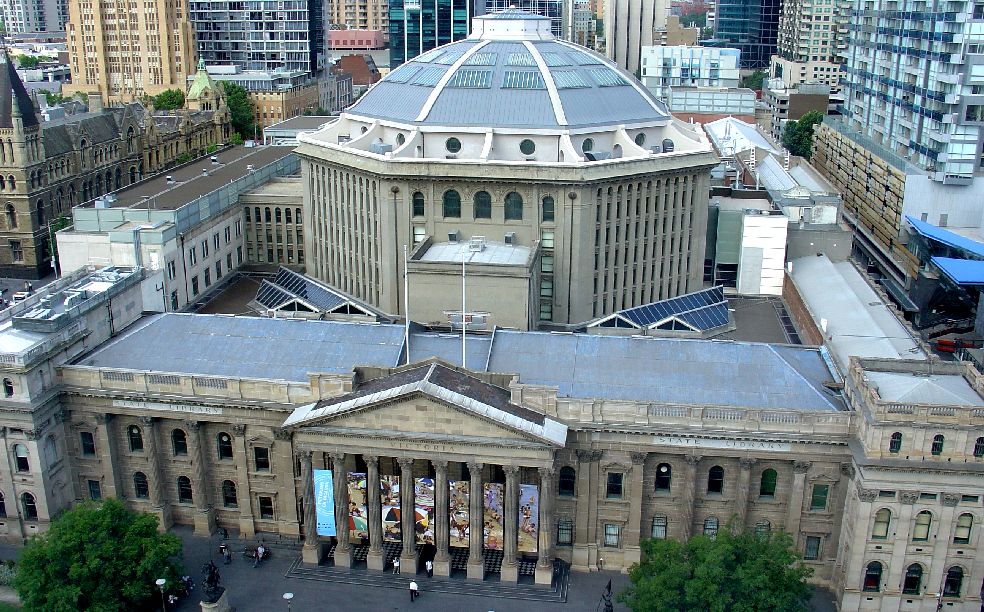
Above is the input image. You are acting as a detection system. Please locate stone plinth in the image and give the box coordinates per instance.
[200,588,232,612]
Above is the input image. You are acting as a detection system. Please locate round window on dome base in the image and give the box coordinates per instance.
[446,137,462,153]
[396,133,406,146]
[520,139,536,155]
[581,138,594,153]
[634,132,646,147]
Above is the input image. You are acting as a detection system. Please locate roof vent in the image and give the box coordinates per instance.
[166,175,174,184]
[584,151,612,161]
[662,138,675,152]
[202,168,209,176]
[338,135,351,144]
[211,155,219,164]
[504,232,516,245]
[650,145,662,154]
[448,230,459,243]
[469,236,487,252]
[246,164,255,172]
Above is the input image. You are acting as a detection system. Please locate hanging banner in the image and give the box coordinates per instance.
[381,474,401,542]
[314,469,336,537]
[483,483,504,550]
[518,484,539,553]
[449,480,470,547]
[348,472,368,543]
[415,477,435,545]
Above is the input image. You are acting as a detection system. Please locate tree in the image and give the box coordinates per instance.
[152,89,185,110]
[43,91,65,106]
[13,499,184,612]
[740,70,766,90]
[17,55,40,69]
[620,527,813,612]
[781,110,824,159]
[221,81,256,140]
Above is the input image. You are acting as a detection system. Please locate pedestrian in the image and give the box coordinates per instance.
[254,544,265,568]
[223,547,232,565]
[409,580,419,602]
[425,559,433,578]
[393,557,401,574]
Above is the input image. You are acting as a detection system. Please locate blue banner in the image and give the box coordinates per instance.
[314,469,336,537]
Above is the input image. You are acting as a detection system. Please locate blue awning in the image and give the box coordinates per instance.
[906,216,984,258]
[932,256,984,286]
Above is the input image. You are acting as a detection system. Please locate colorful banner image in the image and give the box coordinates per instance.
[518,484,539,553]
[449,480,470,547]
[381,474,401,542]
[348,472,368,543]
[414,477,435,545]
[313,469,336,537]
[483,483,505,550]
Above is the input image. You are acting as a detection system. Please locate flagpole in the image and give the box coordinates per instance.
[404,244,410,365]
[461,254,466,370]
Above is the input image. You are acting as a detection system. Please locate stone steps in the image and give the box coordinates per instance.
[284,555,570,603]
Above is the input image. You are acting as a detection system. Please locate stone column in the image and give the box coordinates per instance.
[624,452,647,567]
[332,452,352,568]
[186,421,216,536]
[274,429,300,538]
[433,460,451,577]
[572,449,602,571]
[534,466,556,585]
[680,455,702,539]
[94,414,121,500]
[466,461,484,580]
[300,451,322,564]
[501,465,520,582]
[734,457,757,532]
[785,461,811,545]
[233,425,255,537]
[142,417,172,531]
[365,455,384,570]
[398,457,416,568]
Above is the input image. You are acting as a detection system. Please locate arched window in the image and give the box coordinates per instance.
[759,468,777,498]
[541,196,555,222]
[43,435,57,468]
[254,207,261,223]
[872,508,891,539]
[295,208,302,224]
[275,208,282,223]
[862,561,882,592]
[216,432,233,459]
[651,515,667,539]
[12,444,28,472]
[473,191,491,219]
[177,476,193,503]
[755,520,771,538]
[7,176,14,191]
[133,472,149,499]
[412,192,425,217]
[655,463,671,491]
[974,436,984,458]
[129,166,136,184]
[703,516,719,538]
[4,205,15,230]
[2,377,13,397]
[442,190,461,218]
[35,200,44,226]
[0,176,5,190]
[222,480,238,508]
[171,429,188,456]
[21,492,37,520]
[943,566,964,597]
[264,207,272,222]
[954,513,973,544]
[504,192,523,220]
[0,492,6,517]
[581,138,594,153]
[126,126,135,154]
[285,208,292,224]
[707,465,724,494]
[931,434,944,456]
[902,563,923,594]
[913,511,932,541]
[558,466,576,496]
[889,431,902,453]
[127,426,144,452]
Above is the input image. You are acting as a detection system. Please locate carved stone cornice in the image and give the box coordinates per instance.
[738,457,758,470]
[899,491,920,504]
[855,482,877,502]
[630,452,648,465]
[684,454,702,465]
[273,429,292,441]
[793,461,812,473]
[232,424,246,435]
[575,449,603,462]
[840,463,855,478]
[942,493,960,507]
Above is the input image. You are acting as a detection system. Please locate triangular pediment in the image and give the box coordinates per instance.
[283,362,566,447]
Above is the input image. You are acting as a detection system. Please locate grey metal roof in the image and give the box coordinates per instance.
[346,38,668,129]
[76,314,843,411]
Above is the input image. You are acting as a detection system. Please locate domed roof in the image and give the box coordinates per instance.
[345,9,669,130]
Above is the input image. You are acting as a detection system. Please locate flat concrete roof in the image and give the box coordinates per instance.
[419,240,531,265]
[242,177,303,198]
[712,196,771,212]
[97,146,294,211]
[866,371,984,406]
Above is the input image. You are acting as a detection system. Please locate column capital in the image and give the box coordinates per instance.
[502,464,520,477]
[140,416,157,426]
[538,465,555,478]
[397,456,415,470]
[232,424,247,435]
[793,460,812,474]
[53,408,69,424]
[466,461,484,473]
[273,429,292,441]
[183,420,201,431]
[683,454,702,465]
[942,492,960,507]
[364,454,379,465]
[575,449,603,462]
[95,413,115,425]
[738,457,758,470]
[431,459,449,471]
[295,449,314,461]
[899,490,920,504]
[855,482,876,503]
[330,452,346,465]
[839,462,855,478]
[630,452,647,465]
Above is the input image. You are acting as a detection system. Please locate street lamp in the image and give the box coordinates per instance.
[283,592,294,612]
[155,578,166,611]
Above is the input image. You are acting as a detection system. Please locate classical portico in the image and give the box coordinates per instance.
[284,362,567,584]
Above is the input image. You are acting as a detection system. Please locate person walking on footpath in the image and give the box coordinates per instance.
[393,557,401,574]
[409,580,419,602]
[425,559,433,578]
[254,543,265,568]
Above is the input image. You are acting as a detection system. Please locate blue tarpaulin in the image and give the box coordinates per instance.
[932,256,984,285]
[906,216,984,258]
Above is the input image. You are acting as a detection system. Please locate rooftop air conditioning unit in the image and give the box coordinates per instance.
[504,232,516,245]
[211,155,219,164]
[246,164,255,172]
[448,230,459,243]
[469,236,486,252]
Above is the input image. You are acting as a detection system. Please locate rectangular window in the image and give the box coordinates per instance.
[557,519,573,545]
[541,231,555,249]
[237,246,243,263]
[254,447,270,471]
[204,269,211,287]
[878,490,895,498]
[804,536,821,560]
[80,431,96,456]
[188,247,197,266]
[962,495,980,503]
[88,479,102,500]
[191,276,200,296]
[213,233,220,250]
[201,239,209,258]
[258,496,274,519]
[413,226,426,244]
[235,220,242,237]
[606,472,623,498]
[9,240,22,262]
[215,262,222,279]
[225,226,232,243]
[166,260,176,280]
[541,255,554,273]
[227,253,233,269]
[975,2,984,19]
[810,484,829,511]
[604,523,620,547]
[651,515,667,539]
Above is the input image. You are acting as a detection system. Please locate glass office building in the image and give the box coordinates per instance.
[389,0,473,68]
